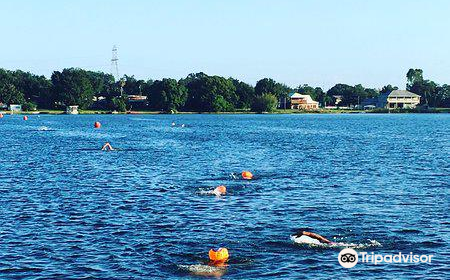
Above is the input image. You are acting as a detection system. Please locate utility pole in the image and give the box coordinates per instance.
[111,45,120,81]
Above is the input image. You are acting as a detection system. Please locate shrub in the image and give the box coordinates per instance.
[251,93,278,112]
[22,101,37,111]
[212,95,234,112]
[112,96,127,112]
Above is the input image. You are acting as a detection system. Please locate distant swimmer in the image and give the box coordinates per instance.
[171,122,176,126]
[178,247,229,277]
[101,142,114,151]
[291,229,382,248]
[230,171,254,180]
[200,185,227,197]
[181,124,185,128]
[38,126,51,131]
[212,185,226,196]
[291,229,334,245]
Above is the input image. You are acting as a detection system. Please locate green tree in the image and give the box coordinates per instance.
[353,84,368,106]
[295,85,329,106]
[86,71,115,99]
[0,82,25,105]
[255,78,290,105]
[327,84,373,107]
[296,84,317,99]
[212,95,234,112]
[406,69,444,107]
[251,93,278,112]
[327,84,354,106]
[121,75,146,96]
[10,70,52,108]
[22,101,37,111]
[380,84,398,94]
[112,95,127,112]
[230,78,255,109]
[184,73,237,112]
[406,69,423,90]
[364,88,379,98]
[255,78,291,109]
[147,78,187,112]
[51,68,95,109]
[436,84,450,107]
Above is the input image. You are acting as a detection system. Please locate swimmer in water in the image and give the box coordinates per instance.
[101,142,114,151]
[291,229,382,248]
[171,122,176,126]
[38,126,51,131]
[200,185,227,197]
[178,247,229,277]
[291,229,334,245]
[230,171,254,180]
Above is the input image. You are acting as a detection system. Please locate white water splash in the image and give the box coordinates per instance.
[291,235,381,249]
[178,264,227,276]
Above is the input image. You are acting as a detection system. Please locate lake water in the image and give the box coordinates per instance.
[0,114,449,279]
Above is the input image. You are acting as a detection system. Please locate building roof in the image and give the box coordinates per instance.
[388,90,420,98]
[289,93,319,104]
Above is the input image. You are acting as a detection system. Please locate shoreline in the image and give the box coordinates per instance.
[1,108,449,115]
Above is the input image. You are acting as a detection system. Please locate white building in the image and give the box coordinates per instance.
[290,93,319,110]
[386,90,420,109]
[65,105,79,114]
[8,104,22,112]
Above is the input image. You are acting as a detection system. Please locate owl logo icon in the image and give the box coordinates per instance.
[338,248,358,268]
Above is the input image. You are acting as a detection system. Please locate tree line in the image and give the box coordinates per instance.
[0,67,449,112]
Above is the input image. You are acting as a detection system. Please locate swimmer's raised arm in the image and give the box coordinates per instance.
[302,231,332,244]
[101,142,114,151]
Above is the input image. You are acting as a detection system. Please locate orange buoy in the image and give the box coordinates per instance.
[23,116,28,121]
[209,248,229,262]
[214,185,227,195]
[0,113,3,118]
[94,121,101,128]
[241,171,253,180]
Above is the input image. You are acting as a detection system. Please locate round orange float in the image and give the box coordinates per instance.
[94,121,101,128]
[209,248,229,262]
[23,116,28,121]
[241,171,253,180]
[0,113,3,118]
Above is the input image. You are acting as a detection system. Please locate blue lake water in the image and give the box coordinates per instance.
[0,113,449,279]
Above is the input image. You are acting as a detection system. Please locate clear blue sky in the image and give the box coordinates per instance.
[1,0,449,90]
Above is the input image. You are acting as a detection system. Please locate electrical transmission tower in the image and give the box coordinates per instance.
[111,45,120,81]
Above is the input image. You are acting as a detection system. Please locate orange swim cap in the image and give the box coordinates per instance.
[215,185,226,195]
[241,171,253,180]
[209,248,229,262]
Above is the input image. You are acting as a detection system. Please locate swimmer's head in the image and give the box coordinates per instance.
[292,228,311,237]
[209,247,229,263]
[214,185,226,195]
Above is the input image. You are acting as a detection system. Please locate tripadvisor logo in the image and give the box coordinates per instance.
[338,248,358,268]
[338,248,434,268]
